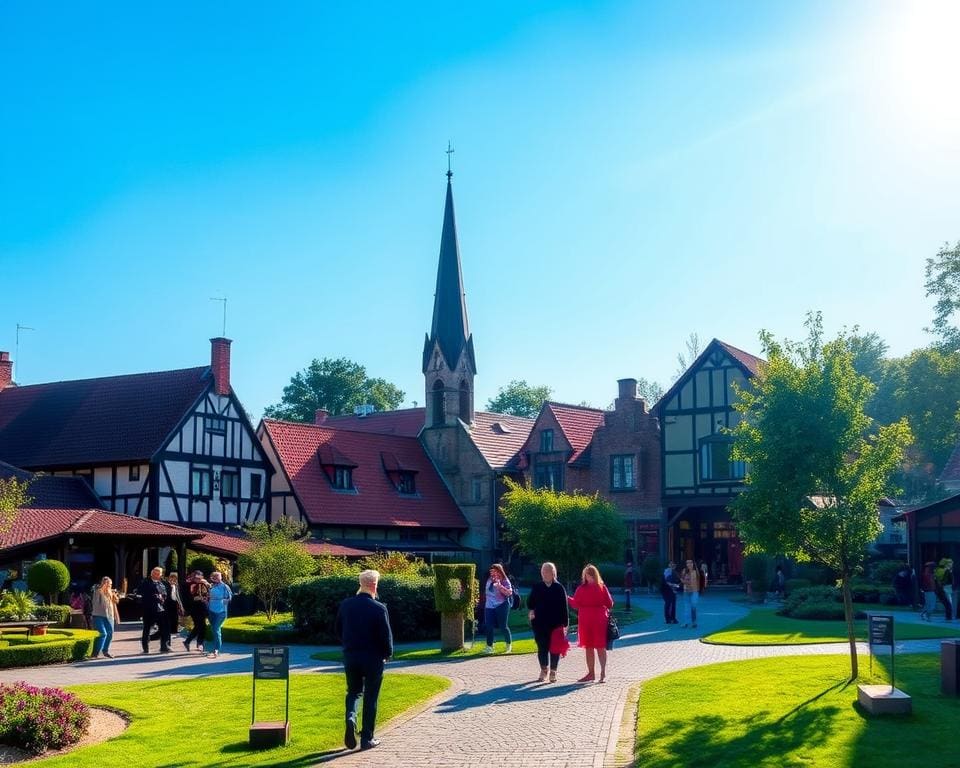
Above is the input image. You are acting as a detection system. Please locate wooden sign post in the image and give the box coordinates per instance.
[250,646,290,748]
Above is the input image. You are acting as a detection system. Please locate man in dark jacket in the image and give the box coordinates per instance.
[334,569,393,751]
[137,566,171,653]
[660,562,679,625]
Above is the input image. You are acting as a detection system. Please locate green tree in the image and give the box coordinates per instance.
[636,377,665,404]
[499,479,626,588]
[731,314,912,679]
[27,559,71,605]
[486,380,552,418]
[847,331,888,384]
[674,332,702,378]
[0,476,31,533]
[925,240,960,351]
[264,357,405,421]
[238,519,316,620]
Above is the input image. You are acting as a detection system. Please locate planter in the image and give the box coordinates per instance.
[29,624,48,636]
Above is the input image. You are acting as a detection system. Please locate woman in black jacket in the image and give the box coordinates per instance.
[527,562,569,683]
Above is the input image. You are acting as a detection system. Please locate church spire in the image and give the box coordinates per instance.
[422,165,475,374]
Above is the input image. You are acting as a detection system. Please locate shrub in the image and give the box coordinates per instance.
[433,564,476,614]
[792,563,835,585]
[0,629,97,668]
[359,551,430,577]
[215,613,301,644]
[0,589,39,620]
[26,561,70,604]
[314,555,358,577]
[784,579,812,595]
[0,682,90,754]
[869,559,906,585]
[849,580,897,605]
[778,585,841,618]
[33,605,71,626]
[640,556,663,588]
[788,600,845,620]
[288,574,438,644]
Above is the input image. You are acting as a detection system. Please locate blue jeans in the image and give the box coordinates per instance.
[92,615,113,656]
[680,592,699,625]
[208,611,227,652]
[484,602,511,647]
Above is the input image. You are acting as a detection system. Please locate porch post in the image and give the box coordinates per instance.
[178,541,187,581]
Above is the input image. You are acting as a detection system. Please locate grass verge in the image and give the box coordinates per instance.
[30,672,448,767]
[637,653,958,767]
[703,609,960,645]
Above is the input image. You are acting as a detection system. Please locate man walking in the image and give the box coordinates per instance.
[138,566,171,653]
[334,569,393,751]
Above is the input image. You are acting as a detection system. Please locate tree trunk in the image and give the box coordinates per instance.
[440,611,464,651]
[841,573,858,680]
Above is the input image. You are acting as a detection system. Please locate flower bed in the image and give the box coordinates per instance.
[0,682,90,754]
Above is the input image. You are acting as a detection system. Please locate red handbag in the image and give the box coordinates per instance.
[549,626,570,657]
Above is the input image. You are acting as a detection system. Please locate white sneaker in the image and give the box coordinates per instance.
[504,644,512,654]
[483,645,494,654]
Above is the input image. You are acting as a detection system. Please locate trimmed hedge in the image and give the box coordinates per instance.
[433,564,476,614]
[33,605,71,626]
[0,629,97,669]
[213,613,301,644]
[288,574,438,643]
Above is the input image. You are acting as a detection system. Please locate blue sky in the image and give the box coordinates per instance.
[2,1,958,416]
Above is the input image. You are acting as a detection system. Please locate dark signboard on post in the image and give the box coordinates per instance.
[869,614,894,647]
[254,646,290,680]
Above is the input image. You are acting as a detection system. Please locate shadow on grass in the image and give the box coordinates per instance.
[637,684,844,768]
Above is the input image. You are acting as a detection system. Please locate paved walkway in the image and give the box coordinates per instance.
[0,596,952,767]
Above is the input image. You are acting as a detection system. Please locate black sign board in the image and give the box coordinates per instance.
[869,614,894,647]
[254,646,290,680]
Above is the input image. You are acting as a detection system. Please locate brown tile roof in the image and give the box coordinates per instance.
[546,403,606,464]
[716,341,764,376]
[323,408,425,437]
[0,508,201,552]
[0,462,103,509]
[191,530,371,559]
[467,411,535,469]
[262,419,467,529]
[0,367,210,469]
[655,338,765,412]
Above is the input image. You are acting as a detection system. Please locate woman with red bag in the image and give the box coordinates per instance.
[526,562,569,683]
[568,564,615,683]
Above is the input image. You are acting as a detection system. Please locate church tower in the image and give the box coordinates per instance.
[423,168,476,428]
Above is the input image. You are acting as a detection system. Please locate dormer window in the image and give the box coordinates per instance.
[540,429,554,453]
[397,471,416,495]
[381,452,419,496]
[333,467,353,490]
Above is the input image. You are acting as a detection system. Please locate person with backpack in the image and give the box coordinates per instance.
[482,563,514,654]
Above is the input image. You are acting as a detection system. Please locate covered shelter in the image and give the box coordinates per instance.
[893,492,960,567]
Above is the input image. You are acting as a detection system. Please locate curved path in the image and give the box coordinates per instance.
[0,596,949,767]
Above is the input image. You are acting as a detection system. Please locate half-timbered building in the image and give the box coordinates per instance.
[0,338,272,529]
[654,339,764,582]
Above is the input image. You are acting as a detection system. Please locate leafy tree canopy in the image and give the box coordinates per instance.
[239,520,316,621]
[731,313,912,679]
[486,380,552,418]
[0,477,31,534]
[264,357,405,421]
[499,479,626,587]
[925,240,960,351]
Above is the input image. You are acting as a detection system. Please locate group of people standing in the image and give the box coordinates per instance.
[659,559,708,628]
[86,566,233,660]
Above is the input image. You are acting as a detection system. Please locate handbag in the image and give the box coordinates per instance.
[606,615,620,648]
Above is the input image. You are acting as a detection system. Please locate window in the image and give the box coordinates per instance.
[471,477,484,503]
[128,465,140,482]
[540,429,554,453]
[250,474,262,499]
[221,471,239,500]
[459,380,471,422]
[432,380,445,425]
[699,438,745,482]
[534,462,564,491]
[333,467,353,490]
[191,469,212,498]
[205,416,227,434]
[397,471,416,495]
[611,455,636,490]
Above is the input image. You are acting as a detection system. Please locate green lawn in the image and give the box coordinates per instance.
[31,673,447,768]
[311,607,650,662]
[637,653,959,767]
[703,609,960,645]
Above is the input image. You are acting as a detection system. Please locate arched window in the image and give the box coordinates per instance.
[459,379,471,422]
[432,380,445,426]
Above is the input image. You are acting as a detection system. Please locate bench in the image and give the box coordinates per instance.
[0,621,51,637]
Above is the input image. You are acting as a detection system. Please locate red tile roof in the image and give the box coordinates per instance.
[191,529,371,559]
[262,419,468,529]
[939,442,960,487]
[324,408,425,437]
[468,411,535,469]
[0,462,102,509]
[0,508,202,552]
[0,367,210,469]
[546,403,606,464]
[716,341,764,376]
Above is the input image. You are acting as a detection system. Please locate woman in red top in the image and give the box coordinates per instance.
[568,564,615,683]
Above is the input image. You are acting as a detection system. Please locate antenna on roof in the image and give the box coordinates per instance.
[210,296,227,336]
[15,323,34,382]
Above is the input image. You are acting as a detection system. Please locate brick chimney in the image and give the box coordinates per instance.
[0,352,11,389]
[314,408,330,425]
[210,338,232,396]
[616,378,638,409]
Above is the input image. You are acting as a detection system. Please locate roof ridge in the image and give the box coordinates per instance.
[546,401,606,413]
[715,339,764,363]
[0,365,208,391]
[475,410,536,422]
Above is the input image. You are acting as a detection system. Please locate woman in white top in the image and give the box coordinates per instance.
[91,577,120,659]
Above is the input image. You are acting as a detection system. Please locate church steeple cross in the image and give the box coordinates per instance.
[446,141,454,179]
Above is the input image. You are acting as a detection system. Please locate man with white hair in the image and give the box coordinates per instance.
[334,569,394,751]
